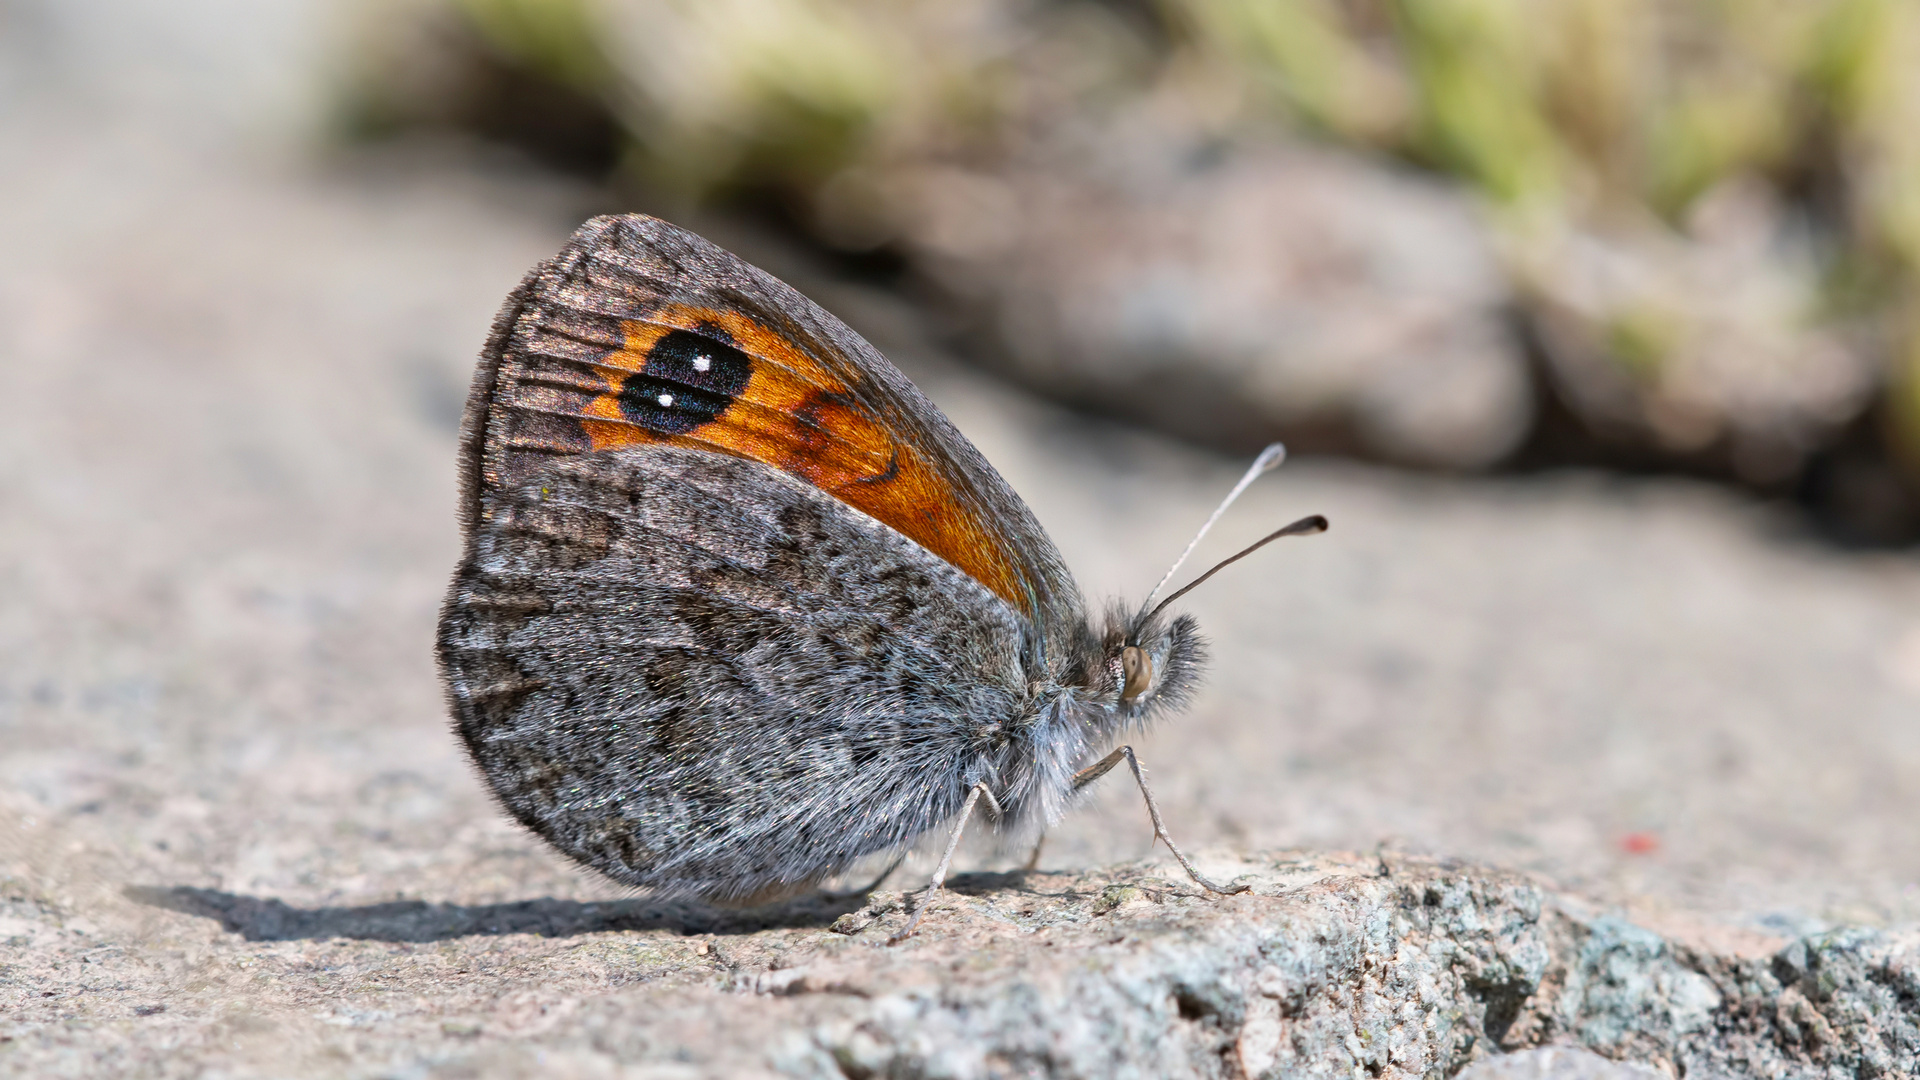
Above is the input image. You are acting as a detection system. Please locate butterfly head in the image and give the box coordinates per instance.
[1095,606,1206,719]
[1089,441,1326,724]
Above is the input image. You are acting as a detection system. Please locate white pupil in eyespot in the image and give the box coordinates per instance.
[657,392,674,407]
[693,354,712,372]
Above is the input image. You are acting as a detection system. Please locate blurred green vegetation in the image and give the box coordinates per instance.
[1185,0,1920,475]
[349,0,1920,511]
[408,0,1920,254]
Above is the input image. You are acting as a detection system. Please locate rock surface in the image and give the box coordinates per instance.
[1458,1048,1666,1079]
[8,850,1918,1078]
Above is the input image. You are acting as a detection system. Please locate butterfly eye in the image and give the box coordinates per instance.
[1120,645,1154,705]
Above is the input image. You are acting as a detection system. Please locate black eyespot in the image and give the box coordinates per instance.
[616,329,753,434]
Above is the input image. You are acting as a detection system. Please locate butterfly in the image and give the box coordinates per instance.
[435,214,1325,939]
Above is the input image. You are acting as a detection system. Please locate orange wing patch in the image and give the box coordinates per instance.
[566,303,1026,611]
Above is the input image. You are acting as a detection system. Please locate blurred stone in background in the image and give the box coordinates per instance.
[345,0,1920,538]
[1518,185,1875,485]
[874,139,1530,468]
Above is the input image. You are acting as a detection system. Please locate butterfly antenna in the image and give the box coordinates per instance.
[1142,443,1291,611]
[1145,514,1328,623]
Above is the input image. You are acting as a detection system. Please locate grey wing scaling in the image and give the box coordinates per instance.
[437,444,1034,902]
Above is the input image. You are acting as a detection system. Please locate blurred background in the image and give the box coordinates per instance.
[342,0,1920,541]
[4,0,1920,967]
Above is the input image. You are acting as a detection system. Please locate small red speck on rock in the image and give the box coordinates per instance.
[1620,832,1660,855]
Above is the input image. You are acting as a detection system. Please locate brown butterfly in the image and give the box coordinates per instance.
[436,215,1324,939]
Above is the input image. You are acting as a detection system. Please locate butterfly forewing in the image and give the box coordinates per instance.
[460,215,1081,654]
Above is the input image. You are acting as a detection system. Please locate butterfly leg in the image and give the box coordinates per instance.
[888,781,1001,944]
[1020,833,1046,872]
[1072,746,1249,895]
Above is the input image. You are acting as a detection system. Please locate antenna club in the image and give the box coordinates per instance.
[1144,513,1329,623]
[1142,445,1295,608]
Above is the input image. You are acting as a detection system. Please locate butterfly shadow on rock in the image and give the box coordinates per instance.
[121,883,887,943]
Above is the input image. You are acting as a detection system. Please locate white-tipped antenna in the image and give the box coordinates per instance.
[1142,443,1290,610]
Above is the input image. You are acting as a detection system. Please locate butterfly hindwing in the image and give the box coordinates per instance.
[458,215,1082,664]
[438,445,1030,900]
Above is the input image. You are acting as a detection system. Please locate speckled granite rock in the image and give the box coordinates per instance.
[1458,1048,1665,1079]
[6,851,1916,1078]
